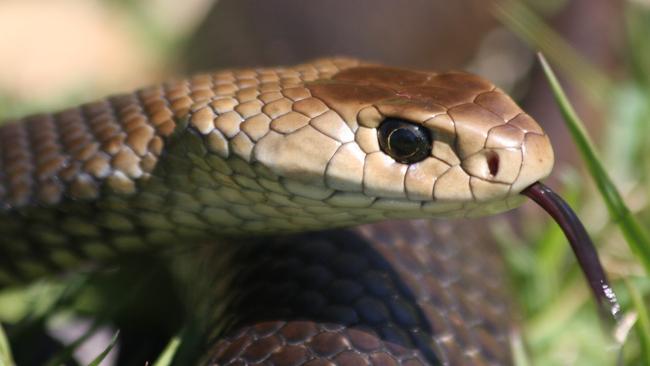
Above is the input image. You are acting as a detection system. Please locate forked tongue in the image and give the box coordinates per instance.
[523,182,620,323]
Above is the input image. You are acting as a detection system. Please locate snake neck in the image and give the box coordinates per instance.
[0,57,547,282]
[0,59,358,281]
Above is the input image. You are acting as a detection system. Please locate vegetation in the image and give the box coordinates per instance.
[495,1,650,364]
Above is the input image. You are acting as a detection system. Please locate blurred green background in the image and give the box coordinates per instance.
[0,0,649,365]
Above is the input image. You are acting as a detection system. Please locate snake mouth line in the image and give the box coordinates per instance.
[522,182,620,322]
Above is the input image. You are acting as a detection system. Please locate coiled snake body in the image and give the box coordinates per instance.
[0,58,555,365]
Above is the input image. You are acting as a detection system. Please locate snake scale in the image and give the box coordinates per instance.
[0,58,556,365]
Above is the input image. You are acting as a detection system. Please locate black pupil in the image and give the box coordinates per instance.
[389,128,419,158]
[378,118,432,164]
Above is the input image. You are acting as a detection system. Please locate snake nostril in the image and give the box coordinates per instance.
[487,152,499,176]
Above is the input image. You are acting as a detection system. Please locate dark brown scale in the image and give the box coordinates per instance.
[203,221,513,365]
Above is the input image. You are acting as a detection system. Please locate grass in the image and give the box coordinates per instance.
[492,0,611,104]
[538,53,650,273]
[0,323,15,366]
[152,336,182,366]
[627,280,650,365]
[494,1,650,364]
[87,331,119,366]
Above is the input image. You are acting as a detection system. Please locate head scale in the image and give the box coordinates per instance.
[250,60,554,223]
[169,58,556,234]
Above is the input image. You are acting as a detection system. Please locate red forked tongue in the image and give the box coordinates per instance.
[523,182,620,323]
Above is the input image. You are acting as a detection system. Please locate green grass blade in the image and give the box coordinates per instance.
[538,53,650,273]
[626,280,650,365]
[87,331,119,366]
[493,0,611,104]
[0,323,15,366]
[152,336,181,366]
[510,330,531,366]
[44,323,100,366]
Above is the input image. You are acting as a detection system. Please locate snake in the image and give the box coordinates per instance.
[0,57,613,365]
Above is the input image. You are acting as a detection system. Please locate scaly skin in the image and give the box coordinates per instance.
[196,220,516,366]
[0,58,554,365]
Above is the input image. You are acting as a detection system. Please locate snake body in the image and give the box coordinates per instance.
[0,58,555,364]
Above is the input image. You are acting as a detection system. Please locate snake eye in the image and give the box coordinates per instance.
[377,118,432,164]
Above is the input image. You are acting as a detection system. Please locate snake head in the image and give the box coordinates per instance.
[245,60,554,222]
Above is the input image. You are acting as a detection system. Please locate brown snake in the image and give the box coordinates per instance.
[0,58,614,365]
